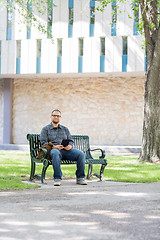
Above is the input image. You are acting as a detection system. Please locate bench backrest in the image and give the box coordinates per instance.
[27,134,90,157]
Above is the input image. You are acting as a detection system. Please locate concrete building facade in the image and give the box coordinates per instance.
[0,0,145,146]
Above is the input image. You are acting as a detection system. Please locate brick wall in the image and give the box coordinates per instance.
[12,76,144,145]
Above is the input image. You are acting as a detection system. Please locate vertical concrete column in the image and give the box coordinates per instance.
[3,78,13,144]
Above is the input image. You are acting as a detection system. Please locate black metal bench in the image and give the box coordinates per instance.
[27,134,108,183]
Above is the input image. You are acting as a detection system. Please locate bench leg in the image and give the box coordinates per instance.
[41,159,50,184]
[30,160,41,181]
[87,164,93,179]
[100,164,107,181]
[30,160,35,181]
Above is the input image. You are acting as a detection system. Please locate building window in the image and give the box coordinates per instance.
[36,39,41,73]
[100,38,105,56]
[90,0,95,37]
[144,50,147,72]
[68,0,74,37]
[122,36,128,72]
[27,0,32,39]
[78,38,83,73]
[133,2,139,35]
[6,0,12,40]
[47,0,53,38]
[57,39,62,73]
[79,38,83,56]
[16,40,21,74]
[100,38,105,72]
[57,39,62,57]
[111,0,117,36]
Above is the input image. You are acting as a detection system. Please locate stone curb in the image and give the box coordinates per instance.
[0,144,141,154]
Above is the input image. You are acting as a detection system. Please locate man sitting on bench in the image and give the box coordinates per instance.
[40,109,87,186]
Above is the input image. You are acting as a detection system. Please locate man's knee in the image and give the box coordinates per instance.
[80,150,85,158]
[76,150,85,161]
[50,149,61,158]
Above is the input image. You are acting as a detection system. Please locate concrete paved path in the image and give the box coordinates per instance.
[0,180,160,240]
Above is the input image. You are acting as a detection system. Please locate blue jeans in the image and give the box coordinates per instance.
[50,148,85,180]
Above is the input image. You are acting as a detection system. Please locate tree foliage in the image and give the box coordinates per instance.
[0,0,56,39]
[97,0,160,69]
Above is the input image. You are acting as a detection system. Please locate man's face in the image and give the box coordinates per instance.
[51,111,61,124]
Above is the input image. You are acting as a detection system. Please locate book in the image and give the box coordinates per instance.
[61,139,73,147]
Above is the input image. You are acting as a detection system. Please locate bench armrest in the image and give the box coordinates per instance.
[31,147,48,160]
[89,148,106,158]
[37,148,48,159]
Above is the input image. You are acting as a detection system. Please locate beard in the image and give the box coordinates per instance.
[52,120,59,124]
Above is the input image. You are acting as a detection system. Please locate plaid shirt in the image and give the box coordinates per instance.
[40,123,73,147]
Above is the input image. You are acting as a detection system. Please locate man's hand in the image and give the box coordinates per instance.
[64,144,72,151]
[53,145,64,150]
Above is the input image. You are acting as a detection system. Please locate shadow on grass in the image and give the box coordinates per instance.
[0,153,160,190]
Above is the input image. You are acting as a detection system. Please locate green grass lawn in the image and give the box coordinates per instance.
[0,152,160,191]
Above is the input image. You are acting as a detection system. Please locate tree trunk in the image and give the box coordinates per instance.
[139,46,160,163]
[138,0,160,163]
